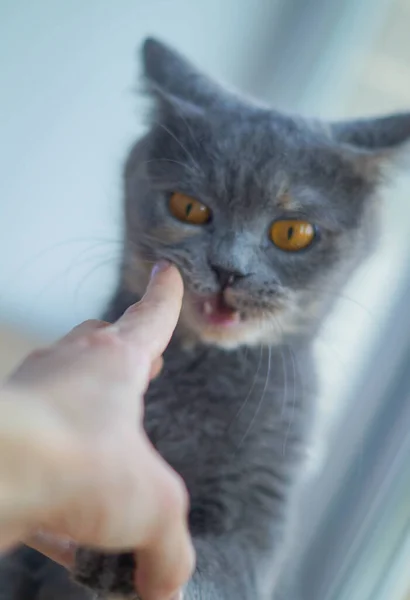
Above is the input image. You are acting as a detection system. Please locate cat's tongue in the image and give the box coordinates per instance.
[198,294,240,326]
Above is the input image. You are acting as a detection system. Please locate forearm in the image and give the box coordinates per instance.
[0,387,75,549]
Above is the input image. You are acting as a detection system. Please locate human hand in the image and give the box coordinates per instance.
[1,261,194,600]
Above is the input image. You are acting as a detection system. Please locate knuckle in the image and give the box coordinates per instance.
[28,347,50,359]
[163,470,190,520]
[86,328,121,348]
[81,328,137,376]
[82,319,103,328]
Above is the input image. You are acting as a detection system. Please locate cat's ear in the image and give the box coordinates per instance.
[141,37,230,109]
[332,113,410,151]
[332,113,410,176]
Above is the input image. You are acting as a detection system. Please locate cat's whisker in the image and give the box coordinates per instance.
[228,345,264,432]
[128,239,196,274]
[280,344,289,420]
[282,343,297,458]
[72,256,123,312]
[142,158,201,179]
[154,121,203,176]
[0,237,123,303]
[127,228,173,250]
[304,286,374,321]
[43,249,121,298]
[26,251,121,320]
[171,102,203,152]
[267,315,290,420]
[123,250,157,269]
[314,331,349,369]
[238,345,272,448]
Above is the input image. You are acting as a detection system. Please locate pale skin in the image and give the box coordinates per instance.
[0,262,194,600]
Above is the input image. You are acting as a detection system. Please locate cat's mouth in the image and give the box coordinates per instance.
[182,290,278,347]
[190,293,241,327]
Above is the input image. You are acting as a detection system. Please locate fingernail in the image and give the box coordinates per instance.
[150,260,171,279]
[169,591,183,600]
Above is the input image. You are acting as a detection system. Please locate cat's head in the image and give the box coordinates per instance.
[122,38,410,349]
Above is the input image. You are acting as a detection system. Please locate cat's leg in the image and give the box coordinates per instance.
[0,546,91,600]
[73,532,280,600]
[74,550,139,599]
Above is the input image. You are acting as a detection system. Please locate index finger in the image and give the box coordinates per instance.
[115,261,184,360]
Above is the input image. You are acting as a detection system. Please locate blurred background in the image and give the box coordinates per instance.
[1,1,410,599]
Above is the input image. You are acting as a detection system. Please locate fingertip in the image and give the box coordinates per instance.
[146,262,184,302]
[122,262,183,318]
[150,260,173,280]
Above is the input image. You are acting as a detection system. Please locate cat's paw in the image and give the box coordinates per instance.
[73,549,140,600]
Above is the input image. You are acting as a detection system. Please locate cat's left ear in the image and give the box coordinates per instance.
[332,112,410,175]
[142,37,237,110]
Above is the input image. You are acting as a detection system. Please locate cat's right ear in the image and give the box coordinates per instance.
[332,112,410,150]
[330,112,410,181]
[332,112,410,171]
[141,37,232,110]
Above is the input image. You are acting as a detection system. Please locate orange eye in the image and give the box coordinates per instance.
[169,192,211,225]
[270,219,316,251]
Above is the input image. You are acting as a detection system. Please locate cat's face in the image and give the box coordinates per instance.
[122,39,410,349]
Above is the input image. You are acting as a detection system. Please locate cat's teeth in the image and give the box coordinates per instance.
[203,301,213,315]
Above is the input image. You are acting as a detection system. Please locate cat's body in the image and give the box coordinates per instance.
[2,38,410,600]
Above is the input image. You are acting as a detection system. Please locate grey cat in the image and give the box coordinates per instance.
[2,38,410,600]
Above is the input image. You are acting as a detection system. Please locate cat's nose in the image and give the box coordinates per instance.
[210,263,246,289]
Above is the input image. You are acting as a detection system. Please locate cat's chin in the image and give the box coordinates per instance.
[195,322,270,349]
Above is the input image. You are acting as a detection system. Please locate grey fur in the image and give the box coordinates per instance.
[1,38,410,600]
